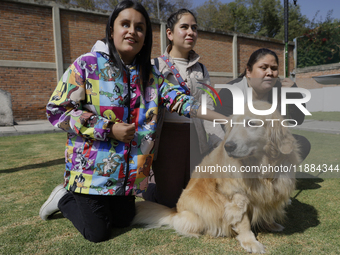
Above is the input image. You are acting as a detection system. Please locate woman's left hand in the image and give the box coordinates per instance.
[281,78,295,88]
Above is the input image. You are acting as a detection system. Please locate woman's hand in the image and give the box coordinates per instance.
[281,78,294,88]
[108,123,136,143]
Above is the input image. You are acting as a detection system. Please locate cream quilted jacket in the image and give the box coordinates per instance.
[152,45,225,159]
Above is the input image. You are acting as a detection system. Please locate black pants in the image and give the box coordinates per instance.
[58,192,135,243]
[145,122,203,209]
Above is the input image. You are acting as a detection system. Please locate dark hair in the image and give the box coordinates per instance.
[240,48,281,103]
[166,8,197,45]
[240,48,279,78]
[105,0,152,90]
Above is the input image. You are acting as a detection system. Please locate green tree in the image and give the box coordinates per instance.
[124,0,193,20]
[195,0,252,32]
[96,0,119,10]
[48,0,192,16]
[195,0,220,29]
[249,0,282,38]
[76,0,96,9]
[274,2,309,41]
[46,0,97,9]
[195,0,309,41]
[225,0,253,33]
[97,0,192,19]
[297,15,340,68]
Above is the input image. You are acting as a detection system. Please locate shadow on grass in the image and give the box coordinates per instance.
[295,178,323,191]
[0,158,65,174]
[281,197,320,235]
[253,174,322,236]
[252,196,319,237]
[277,173,322,235]
[294,172,324,199]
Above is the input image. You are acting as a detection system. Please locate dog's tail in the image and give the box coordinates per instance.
[132,201,176,228]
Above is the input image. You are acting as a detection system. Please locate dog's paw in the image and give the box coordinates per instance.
[236,232,266,253]
[240,240,265,254]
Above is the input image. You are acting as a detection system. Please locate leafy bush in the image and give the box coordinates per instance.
[297,20,340,68]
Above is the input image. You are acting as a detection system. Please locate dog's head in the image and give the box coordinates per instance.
[223,101,297,160]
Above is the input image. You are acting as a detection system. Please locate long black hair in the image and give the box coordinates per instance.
[240,48,279,78]
[105,0,152,91]
[166,8,197,45]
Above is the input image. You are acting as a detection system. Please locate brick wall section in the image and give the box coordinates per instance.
[195,31,233,73]
[237,37,293,76]
[0,67,57,121]
[61,15,162,65]
[61,10,108,65]
[0,1,303,121]
[0,2,55,62]
[151,23,161,58]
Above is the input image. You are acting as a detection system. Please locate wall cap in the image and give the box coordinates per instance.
[296,63,340,74]
[0,60,56,69]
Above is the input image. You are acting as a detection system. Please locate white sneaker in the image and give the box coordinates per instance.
[39,184,67,220]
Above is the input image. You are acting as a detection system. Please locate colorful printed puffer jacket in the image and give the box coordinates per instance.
[46,52,198,196]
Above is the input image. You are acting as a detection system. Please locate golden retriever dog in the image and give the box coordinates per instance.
[132,101,301,253]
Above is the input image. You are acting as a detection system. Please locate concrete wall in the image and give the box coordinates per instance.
[0,0,297,121]
[307,87,340,112]
[294,63,340,112]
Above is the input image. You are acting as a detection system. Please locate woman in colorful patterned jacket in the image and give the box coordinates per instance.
[91,9,225,209]
[39,0,225,243]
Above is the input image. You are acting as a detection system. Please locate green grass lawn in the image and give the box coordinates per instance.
[0,131,339,254]
[306,111,340,122]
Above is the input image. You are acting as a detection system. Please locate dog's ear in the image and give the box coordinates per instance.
[265,118,295,157]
